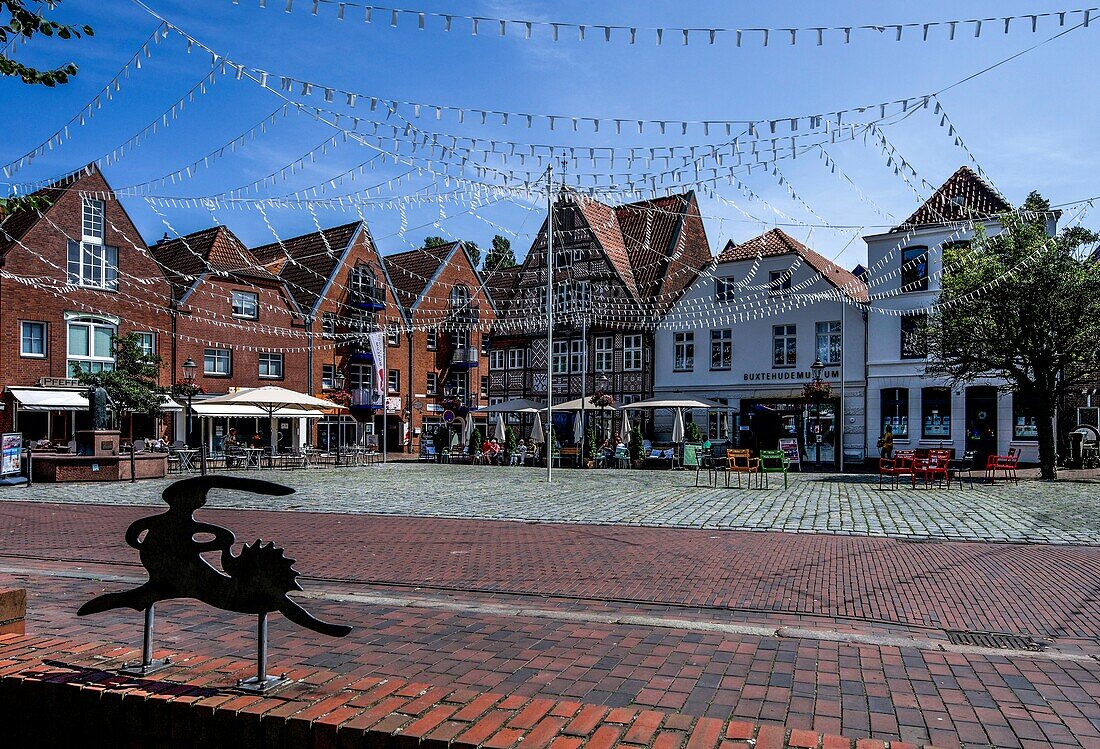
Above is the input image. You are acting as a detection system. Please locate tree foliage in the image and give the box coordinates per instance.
[73,333,165,436]
[423,235,448,248]
[926,192,1100,479]
[483,235,517,272]
[464,240,481,268]
[1,0,93,86]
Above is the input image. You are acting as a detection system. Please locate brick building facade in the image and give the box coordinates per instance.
[384,241,496,449]
[0,165,174,442]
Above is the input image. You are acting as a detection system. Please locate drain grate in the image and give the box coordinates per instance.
[946,630,1045,651]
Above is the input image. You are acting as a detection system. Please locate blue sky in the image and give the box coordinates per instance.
[3,0,1098,269]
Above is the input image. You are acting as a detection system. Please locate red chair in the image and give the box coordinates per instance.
[984,451,1020,484]
[912,456,949,488]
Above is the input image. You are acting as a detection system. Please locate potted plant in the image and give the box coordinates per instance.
[504,425,517,461]
[589,391,614,409]
[801,380,832,402]
[685,421,704,444]
[584,427,598,468]
[629,426,645,468]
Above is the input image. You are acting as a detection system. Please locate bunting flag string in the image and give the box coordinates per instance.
[238,0,1098,50]
[1,24,169,181]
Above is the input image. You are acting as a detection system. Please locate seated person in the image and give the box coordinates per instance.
[224,428,239,448]
[510,440,528,465]
[250,433,264,448]
[488,438,503,463]
[34,435,53,449]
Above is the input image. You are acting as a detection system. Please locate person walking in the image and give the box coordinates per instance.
[877,424,894,459]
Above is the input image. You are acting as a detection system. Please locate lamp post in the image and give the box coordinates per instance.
[597,374,610,442]
[181,357,204,476]
[333,370,346,467]
[810,358,825,469]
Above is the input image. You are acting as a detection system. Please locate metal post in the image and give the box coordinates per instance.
[382,335,387,466]
[580,289,586,465]
[120,604,170,676]
[546,164,554,483]
[130,443,137,483]
[236,611,287,693]
[199,417,207,476]
[840,312,846,474]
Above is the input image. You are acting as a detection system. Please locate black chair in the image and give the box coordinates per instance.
[949,450,977,488]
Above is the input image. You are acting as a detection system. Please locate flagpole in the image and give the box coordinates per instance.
[382,330,388,465]
[546,163,554,484]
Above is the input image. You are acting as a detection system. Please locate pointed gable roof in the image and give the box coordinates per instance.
[0,164,98,258]
[614,191,711,313]
[718,228,868,303]
[251,221,363,314]
[151,225,278,303]
[384,242,460,310]
[897,166,1011,230]
[571,195,639,299]
[482,264,522,308]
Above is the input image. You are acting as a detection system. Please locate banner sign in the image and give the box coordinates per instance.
[778,437,801,469]
[1,433,22,477]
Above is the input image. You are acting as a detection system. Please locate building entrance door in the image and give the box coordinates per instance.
[965,386,999,466]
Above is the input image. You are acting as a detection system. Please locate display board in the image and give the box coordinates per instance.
[1,433,22,477]
[778,437,801,470]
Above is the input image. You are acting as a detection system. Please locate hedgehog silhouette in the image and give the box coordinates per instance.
[77,476,351,638]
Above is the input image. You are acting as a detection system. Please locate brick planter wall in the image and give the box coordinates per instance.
[0,634,938,749]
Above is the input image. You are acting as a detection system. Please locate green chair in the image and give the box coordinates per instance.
[757,450,790,489]
[682,444,707,487]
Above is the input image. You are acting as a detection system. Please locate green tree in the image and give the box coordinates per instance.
[1,1,93,86]
[685,421,704,443]
[73,333,165,440]
[482,235,517,272]
[628,426,645,463]
[504,425,517,457]
[470,427,483,453]
[926,192,1100,480]
[464,241,481,268]
[584,427,598,464]
[423,235,449,248]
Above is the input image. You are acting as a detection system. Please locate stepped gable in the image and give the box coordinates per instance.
[897,165,1012,230]
[718,228,869,303]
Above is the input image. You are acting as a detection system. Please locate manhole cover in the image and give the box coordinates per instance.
[945,630,1044,651]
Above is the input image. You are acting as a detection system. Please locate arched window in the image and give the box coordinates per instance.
[67,316,116,374]
[450,285,471,307]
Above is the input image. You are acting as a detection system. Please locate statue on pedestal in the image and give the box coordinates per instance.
[87,385,114,430]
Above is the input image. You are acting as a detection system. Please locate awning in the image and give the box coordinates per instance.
[191,403,325,419]
[160,397,184,412]
[8,388,87,411]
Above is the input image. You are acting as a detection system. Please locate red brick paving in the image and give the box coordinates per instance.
[1,501,1099,747]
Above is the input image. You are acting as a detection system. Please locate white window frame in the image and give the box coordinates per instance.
[67,317,115,374]
[768,270,792,295]
[507,347,525,370]
[426,329,438,350]
[388,369,400,393]
[231,290,259,320]
[135,331,156,357]
[258,352,284,379]
[772,324,797,368]
[67,240,118,290]
[322,364,335,390]
[710,329,732,371]
[387,326,400,346]
[674,332,694,372]
[623,334,642,371]
[204,347,232,376]
[815,321,842,365]
[569,338,586,373]
[489,350,505,370]
[552,340,569,375]
[449,371,467,397]
[594,336,614,372]
[20,321,46,358]
[426,372,438,395]
[82,197,105,242]
[321,313,337,338]
[714,277,736,303]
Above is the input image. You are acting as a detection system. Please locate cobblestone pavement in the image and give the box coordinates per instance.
[2,503,1100,747]
[9,462,1100,543]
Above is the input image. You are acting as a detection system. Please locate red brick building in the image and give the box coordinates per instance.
[0,165,174,443]
[150,225,308,448]
[252,221,406,451]
[384,241,496,449]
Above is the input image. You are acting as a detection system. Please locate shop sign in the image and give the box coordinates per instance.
[1,433,21,476]
[743,369,839,382]
[37,377,81,388]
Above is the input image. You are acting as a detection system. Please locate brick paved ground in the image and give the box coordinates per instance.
[10,462,1100,543]
[1,500,1098,747]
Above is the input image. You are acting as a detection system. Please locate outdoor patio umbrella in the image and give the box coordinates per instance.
[672,408,685,443]
[544,396,616,412]
[476,398,546,413]
[618,410,632,442]
[530,412,544,444]
[494,413,506,442]
[573,412,584,444]
[618,397,725,410]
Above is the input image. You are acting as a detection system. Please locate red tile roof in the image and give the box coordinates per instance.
[482,265,521,308]
[383,242,459,310]
[897,166,1011,229]
[572,196,639,298]
[251,221,363,313]
[718,228,868,303]
[151,225,279,303]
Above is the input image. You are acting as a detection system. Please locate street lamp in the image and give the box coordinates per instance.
[810,358,825,469]
[181,357,204,475]
[333,370,346,466]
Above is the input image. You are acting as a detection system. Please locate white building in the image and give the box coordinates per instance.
[654,228,868,467]
[863,167,1057,465]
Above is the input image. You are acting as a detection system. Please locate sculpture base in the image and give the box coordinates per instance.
[75,430,121,457]
[119,657,171,677]
[236,674,288,694]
